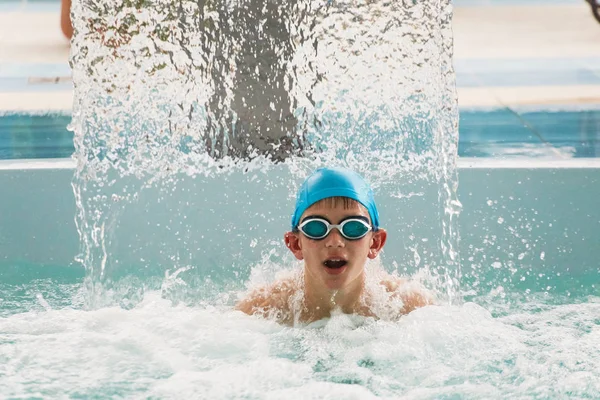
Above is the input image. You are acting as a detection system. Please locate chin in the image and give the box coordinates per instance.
[322,277,347,290]
[321,269,357,291]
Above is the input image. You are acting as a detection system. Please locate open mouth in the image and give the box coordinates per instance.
[323,259,348,269]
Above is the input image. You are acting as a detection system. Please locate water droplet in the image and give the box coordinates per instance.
[497,217,504,224]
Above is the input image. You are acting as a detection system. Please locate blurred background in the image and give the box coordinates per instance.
[1,0,599,159]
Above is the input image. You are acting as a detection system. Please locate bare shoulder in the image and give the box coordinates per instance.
[235,278,297,317]
[380,276,434,314]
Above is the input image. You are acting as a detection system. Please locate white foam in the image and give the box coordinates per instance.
[1,294,598,398]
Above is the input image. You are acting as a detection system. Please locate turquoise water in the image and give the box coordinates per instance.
[1,268,599,398]
[2,182,599,397]
[1,109,600,159]
[1,108,600,396]
[1,110,600,397]
[1,261,599,318]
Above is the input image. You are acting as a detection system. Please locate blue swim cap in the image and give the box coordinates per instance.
[291,167,380,231]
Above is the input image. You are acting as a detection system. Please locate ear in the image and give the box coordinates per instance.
[284,231,304,260]
[367,228,387,259]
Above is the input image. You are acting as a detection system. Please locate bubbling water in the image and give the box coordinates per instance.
[69,0,459,308]
[1,293,599,398]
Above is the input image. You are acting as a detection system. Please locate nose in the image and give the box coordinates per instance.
[324,228,345,247]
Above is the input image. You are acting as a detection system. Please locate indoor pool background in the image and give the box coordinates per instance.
[2,109,600,160]
[1,108,599,398]
[2,0,600,398]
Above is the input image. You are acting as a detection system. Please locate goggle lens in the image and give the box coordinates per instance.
[302,220,329,238]
[342,220,370,238]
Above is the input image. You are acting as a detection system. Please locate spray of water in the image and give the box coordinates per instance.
[69,0,459,309]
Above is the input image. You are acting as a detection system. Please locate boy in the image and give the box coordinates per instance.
[236,167,433,325]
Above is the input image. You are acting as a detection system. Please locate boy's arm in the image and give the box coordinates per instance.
[235,279,294,316]
[382,278,434,314]
[235,289,270,315]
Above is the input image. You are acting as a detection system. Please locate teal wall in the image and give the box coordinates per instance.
[0,166,599,292]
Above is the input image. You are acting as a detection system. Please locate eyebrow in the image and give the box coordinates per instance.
[300,215,370,224]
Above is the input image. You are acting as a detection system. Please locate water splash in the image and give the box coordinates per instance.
[69,0,459,307]
[1,294,599,397]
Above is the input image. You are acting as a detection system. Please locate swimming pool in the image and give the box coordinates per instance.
[2,108,599,159]
[1,108,599,397]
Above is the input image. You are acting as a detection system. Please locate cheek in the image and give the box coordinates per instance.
[298,237,318,254]
[304,241,321,255]
[305,242,328,263]
[352,240,372,257]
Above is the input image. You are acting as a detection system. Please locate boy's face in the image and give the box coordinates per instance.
[284,199,387,291]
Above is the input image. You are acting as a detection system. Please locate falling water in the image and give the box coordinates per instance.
[69,0,459,307]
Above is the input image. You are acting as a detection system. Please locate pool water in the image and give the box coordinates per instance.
[1,109,599,159]
[1,108,600,397]
[1,276,599,398]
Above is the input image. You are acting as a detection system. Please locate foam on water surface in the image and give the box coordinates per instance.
[1,291,599,398]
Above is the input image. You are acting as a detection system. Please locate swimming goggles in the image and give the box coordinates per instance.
[298,217,372,240]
